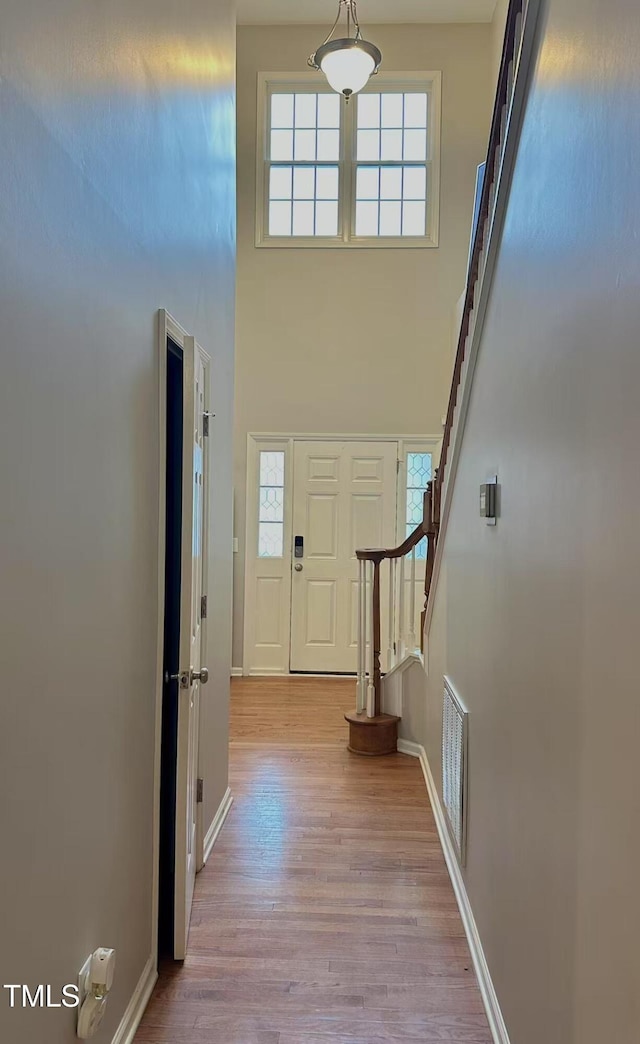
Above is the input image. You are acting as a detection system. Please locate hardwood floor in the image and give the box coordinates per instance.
[229,676,354,745]
[135,676,492,1044]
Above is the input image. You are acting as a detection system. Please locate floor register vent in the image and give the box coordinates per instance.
[442,677,468,866]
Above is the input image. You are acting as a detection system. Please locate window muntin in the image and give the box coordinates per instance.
[405,451,432,560]
[259,75,439,246]
[258,451,285,558]
[355,91,429,238]
[268,92,341,238]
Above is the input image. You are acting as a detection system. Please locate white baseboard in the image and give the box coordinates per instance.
[397,739,511,1044]
[202,786,233,865]
[231,667,243,677]
[111,954,157,1044]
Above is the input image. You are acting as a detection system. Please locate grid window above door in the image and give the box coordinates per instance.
[268,92,341,238]
[355,92,429,237]
[257,73,441,247]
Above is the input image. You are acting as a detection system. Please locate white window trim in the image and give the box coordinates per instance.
[255,71,442,250]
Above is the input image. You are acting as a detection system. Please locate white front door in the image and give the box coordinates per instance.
[290,440,398,673]
[174,336,209,959]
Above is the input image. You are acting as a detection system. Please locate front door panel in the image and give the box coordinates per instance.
[290,441,397,673]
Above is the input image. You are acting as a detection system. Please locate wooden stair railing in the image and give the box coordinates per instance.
[428,0,526,599]
[345,491,431,757]
[347,0,529,756]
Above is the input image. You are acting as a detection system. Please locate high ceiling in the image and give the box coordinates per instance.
[237,0,497,26]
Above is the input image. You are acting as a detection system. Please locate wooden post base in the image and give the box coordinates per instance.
[344,712,400,756]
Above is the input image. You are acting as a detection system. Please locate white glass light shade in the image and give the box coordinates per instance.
[320,44,376,96]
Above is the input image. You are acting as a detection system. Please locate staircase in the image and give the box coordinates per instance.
[346,0,532,756]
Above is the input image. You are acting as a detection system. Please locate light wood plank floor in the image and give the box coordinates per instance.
[136,676,491,1044]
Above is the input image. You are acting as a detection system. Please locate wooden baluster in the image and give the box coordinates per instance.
[408,545,417,652]
[387,558,395,669]
[366,560,376,718]
[395,555,400,659]
[364,559,370,704]
[372,557,382,716]
[357,558,366,713]
[398,552,406,662]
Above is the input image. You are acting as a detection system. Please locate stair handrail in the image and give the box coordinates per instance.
[356,522,426,565]
[431,0,526,550]
[355,489,433,717]
[348,0,531,750]
[356,485,432,565]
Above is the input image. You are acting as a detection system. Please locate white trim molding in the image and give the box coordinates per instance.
[110,955,157,1044]
[153,310,194,960]
[398,740,511,1044]
[202,787,234,866]
[156,311,205,946]
[255,71,442,249]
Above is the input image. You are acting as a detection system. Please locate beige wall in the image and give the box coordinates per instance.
[420,0,640,1040]
[234,23,493,667]
[0,1,235,1040]
[491,0,510,82]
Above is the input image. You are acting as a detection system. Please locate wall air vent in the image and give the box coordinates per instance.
[442,677,468,866]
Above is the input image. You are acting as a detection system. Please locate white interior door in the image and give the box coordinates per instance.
[290,441,398,673]
[174,335,209,959]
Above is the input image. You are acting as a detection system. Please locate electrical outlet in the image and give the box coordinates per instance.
[76,949,116,1039]
[77,955,91,1008]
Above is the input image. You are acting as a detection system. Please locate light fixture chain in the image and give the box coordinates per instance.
[351,0,363,40]
[311,0,345,58]
[307,0,381,95]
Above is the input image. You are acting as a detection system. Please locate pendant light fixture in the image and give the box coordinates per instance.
[308,0,382,101]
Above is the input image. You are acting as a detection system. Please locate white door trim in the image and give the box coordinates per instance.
[153,310,211,967]
[243,432,442,677]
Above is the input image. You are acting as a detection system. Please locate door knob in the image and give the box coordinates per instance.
[294,563,303,572]
[164,668,209,687]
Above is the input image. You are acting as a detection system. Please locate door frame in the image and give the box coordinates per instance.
[153,309,210,962]
[242,432,442,677]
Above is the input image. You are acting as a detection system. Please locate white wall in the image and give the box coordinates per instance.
[419,0,640,1040]
[234,23,493,667]
[0,1,235,1040]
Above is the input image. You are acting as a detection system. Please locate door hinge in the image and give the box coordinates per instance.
[196,778,204,803]
[203,411,214,437]
[201,594,208,619]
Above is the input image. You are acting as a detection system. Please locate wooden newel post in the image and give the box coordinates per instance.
[346,549,399,756]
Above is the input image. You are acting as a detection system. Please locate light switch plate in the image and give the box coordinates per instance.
[480,474,498,526]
